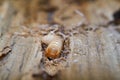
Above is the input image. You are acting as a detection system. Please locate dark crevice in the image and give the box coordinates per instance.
[19,51,26,72]
[0,33,3,38]
[66,0,96,5]
[113,9,120,20]
[48,12,54,24]
[108,9,120,25]
[0,46,12,61]
[47,8,57,24]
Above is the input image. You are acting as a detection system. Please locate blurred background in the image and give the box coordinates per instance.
[0,0,120,28]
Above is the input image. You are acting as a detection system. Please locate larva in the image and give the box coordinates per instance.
[42,32,63,59]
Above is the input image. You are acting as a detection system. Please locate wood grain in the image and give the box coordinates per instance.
[0,0,120,80]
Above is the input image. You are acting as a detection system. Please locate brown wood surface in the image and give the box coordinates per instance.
[0,0,120,80]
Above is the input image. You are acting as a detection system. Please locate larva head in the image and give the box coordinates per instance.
[41,32,56,45]
[45,43,61,59]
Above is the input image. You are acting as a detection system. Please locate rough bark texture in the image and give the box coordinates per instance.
[0,0,120,80]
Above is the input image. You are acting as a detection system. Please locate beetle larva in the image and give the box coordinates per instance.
[42,32,63,59]
[42,32,56,45]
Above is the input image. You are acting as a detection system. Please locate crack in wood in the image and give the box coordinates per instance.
[0,46,11,60]
[19,51,26,72]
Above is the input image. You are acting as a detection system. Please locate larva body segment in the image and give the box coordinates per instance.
[42,32,63,59]
[45,38,63,58]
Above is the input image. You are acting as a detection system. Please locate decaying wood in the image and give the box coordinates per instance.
[0,0,120,80]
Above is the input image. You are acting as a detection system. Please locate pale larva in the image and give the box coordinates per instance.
[42,32,63,59]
